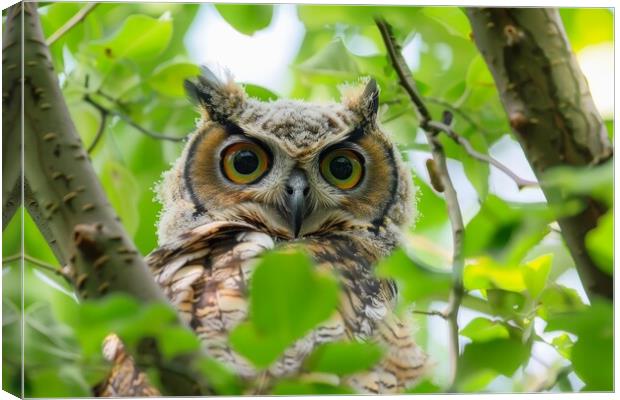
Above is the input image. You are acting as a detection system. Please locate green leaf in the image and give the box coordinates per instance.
[158,326,200,359]
[485,289,526,318]
[465,55,496,108]
[463,195,520,258]
[100,161,140,237]
[271,379,353,395]
[252,251,339,337]
[304,341,383,375]
[228,322,291,368]
[89,14,173,62]
[148,62,199,97]
[463,257,526,293]
[463,195,553,264]
[29,366,91,397]
[195,357,242,395]
[522,253,552,298]
[560,9,613,52]
[297,5,379,27]
[230,250,339,368]
[545,300,612,391]
[585,210,613,275]
[458,370,498,392]
[215,4,273,35]
[460,131,489,201]
[551,333,574,360]
[460,317,510,343]
[66,294,195,362]
[243,83,279,101]
[536,284,585,320]
[375,249,452,305]
[421,7,470,39]
[411,175,448,234]
[406,379,441,393]
[297,5,421,30]
[298,39,360,77]
[457,338,530,391]
[543,160,612,207]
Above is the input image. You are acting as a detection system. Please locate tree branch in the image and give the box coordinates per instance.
[412,309,447,319]
[9,3,208,394]
[3,253,69,279]
[376,18,465,390]
[466,8,612,300]
[86,104,108,153]
[428,120,538,189]
[84,93,186,146]
[2,4,23,230]
[45,3,98,46]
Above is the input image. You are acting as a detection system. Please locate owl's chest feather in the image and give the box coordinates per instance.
[147,222,425,391]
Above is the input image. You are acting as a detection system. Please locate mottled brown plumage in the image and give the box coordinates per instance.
[98,67,427,395]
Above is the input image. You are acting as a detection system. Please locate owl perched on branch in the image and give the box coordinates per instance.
[101,67,427,395]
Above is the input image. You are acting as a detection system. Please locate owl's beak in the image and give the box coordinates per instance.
[284,168,309,238]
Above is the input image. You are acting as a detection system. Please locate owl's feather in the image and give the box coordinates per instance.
[148,221,427,392]
[98,71,427,395]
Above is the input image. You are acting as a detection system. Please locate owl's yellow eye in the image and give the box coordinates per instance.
[320,149,364,190]
[221,142,270,184]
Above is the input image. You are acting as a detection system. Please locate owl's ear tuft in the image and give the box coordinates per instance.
[340,77,379,124]
[185,66,246,124]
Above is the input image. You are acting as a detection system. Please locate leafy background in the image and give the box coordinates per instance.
[2,3,614,396]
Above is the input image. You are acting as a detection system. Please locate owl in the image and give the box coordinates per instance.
[99,67,428,396]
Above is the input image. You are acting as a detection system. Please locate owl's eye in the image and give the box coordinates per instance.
[320,149,364,190]
[221,142,270,184]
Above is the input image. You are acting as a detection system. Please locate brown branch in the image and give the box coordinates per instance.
[427,120,538,189]
[46,3,98,46]
[84,93,185,143]
[426,96,494,137]
[412,309,447,319]
[9,3,208,395]
[466,8,612,300]
[376,18,465,390]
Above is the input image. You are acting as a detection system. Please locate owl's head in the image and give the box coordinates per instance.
[156,67,415,255]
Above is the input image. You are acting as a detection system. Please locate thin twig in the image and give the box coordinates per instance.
[426,96,494,137]
[428,120,539,189]
[381,107,409,124]
[84,94,185,143]
[3,253,68,278]
[376,17,465,391]
[412,309,447,319]
[86,100,109,153]
[46,3,98,46]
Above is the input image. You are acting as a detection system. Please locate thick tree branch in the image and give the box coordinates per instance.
[466,8,612,300]
[8,3,208,395]
[376,18,465,390]
[2,5,23,230]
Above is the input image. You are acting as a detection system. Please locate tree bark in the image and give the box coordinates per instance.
[2,5,23,230]
[5,3,208,394]
[466,8,612,300]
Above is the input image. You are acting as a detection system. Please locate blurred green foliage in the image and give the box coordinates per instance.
[2,3,613,396]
